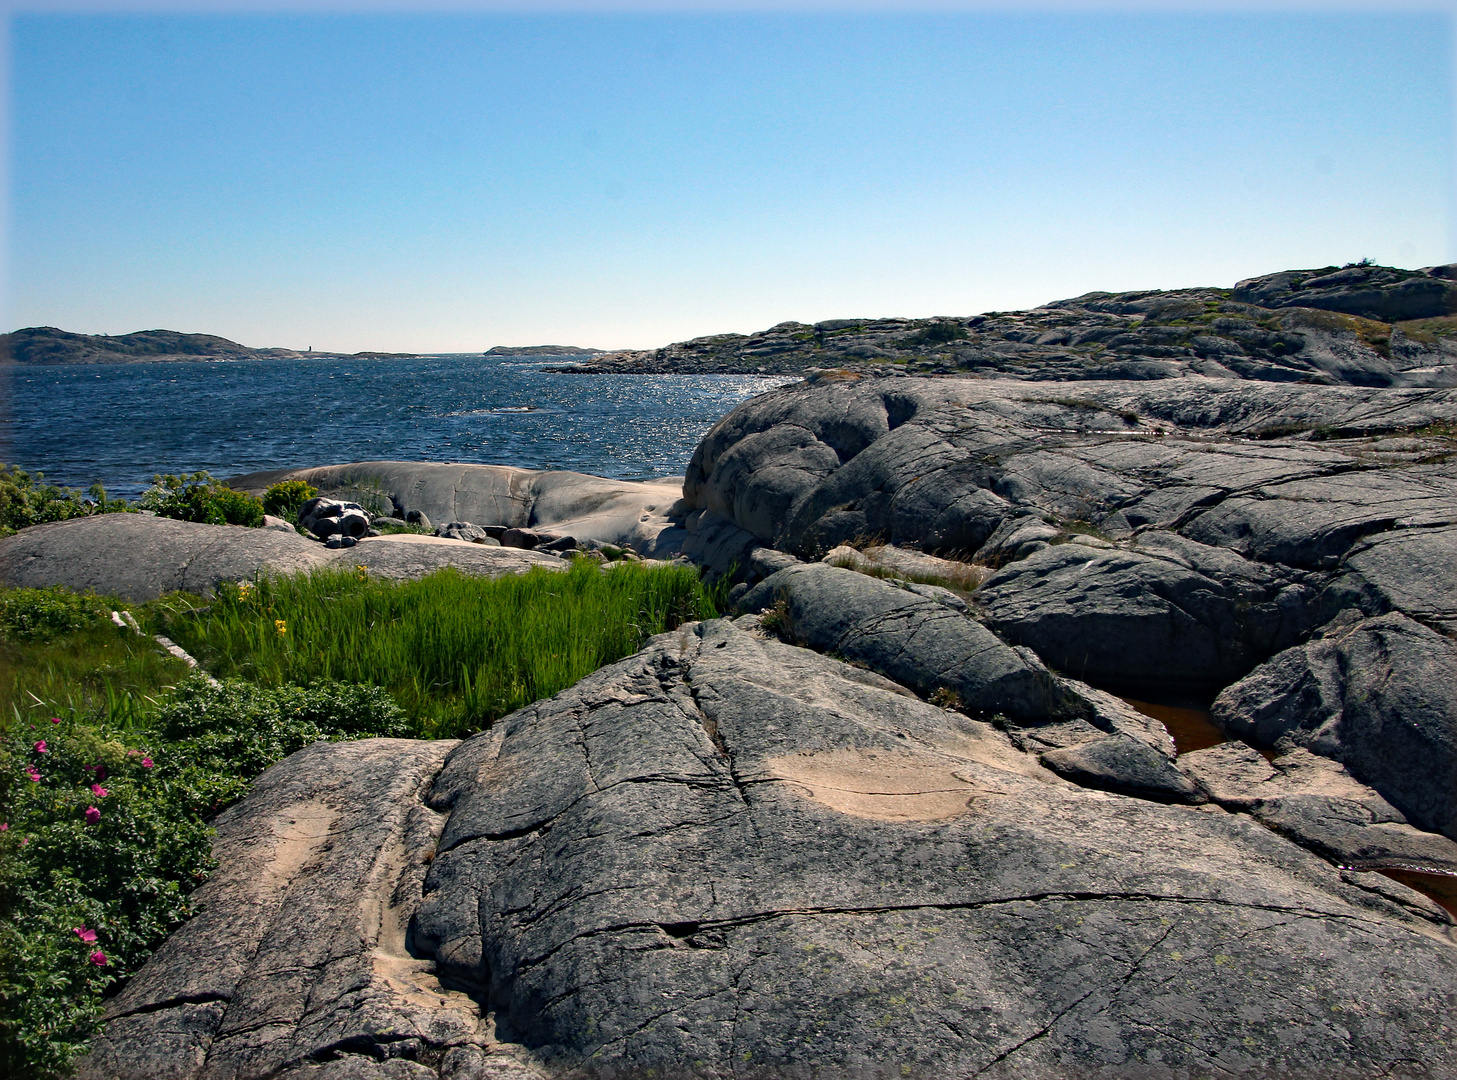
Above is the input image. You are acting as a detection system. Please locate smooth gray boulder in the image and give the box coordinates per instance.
[978,531,1320,696]
[738,562,1073,719]
[0,514,563,600]
[1211,611,1457,840]
[1040,735,1206,804]
[231,462,687,558]
[0,514,326,599]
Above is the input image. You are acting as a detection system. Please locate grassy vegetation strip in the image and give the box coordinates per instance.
[165,558,723,737]
[1,588,198,732]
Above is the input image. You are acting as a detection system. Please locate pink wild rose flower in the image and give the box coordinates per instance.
[91,784,109,798]
[89,950,107,966]
[141,757,154,768]
[24,766,40,782]
[84,806,101,825]
[73,927,97,943]
[34,741,47,753]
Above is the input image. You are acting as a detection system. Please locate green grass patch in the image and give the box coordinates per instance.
[1,588,199,734]
[1397,314,1457,344]
[163,559,722,738]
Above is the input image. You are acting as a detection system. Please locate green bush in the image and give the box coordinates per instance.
[0,588,111,643]
[0,466,128,538]
[0,677,410,1076]
[139,472,264,528]
[261,480,318,521]
[149,678,409,813]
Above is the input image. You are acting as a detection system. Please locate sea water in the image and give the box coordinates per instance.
[0,354,792,500]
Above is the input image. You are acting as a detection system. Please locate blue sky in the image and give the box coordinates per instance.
[7,7,1453,352]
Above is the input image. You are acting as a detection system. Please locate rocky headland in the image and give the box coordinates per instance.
[3,270,1457,1079]
[555,262,1457,387]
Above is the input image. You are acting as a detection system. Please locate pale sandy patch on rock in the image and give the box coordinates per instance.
[766,748,981,822]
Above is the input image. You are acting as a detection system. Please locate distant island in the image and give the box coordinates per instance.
[0,327,421,365]
[484,345,605,356]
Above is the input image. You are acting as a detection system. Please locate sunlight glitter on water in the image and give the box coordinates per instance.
[3,354,794,500]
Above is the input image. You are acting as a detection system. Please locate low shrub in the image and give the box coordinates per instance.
[0,588,111,642]
[139,472,264,528]
[0,466,128,538]
[0,677,410,1077]
[261,480,318,521]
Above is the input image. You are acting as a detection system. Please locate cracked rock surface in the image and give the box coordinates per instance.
[409,619,1455,1079]
[683,373,1457,935]
[83,621,1457,1079]
[683,375,1457,697]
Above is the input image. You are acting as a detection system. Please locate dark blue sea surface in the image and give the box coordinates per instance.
[0,354,791,501]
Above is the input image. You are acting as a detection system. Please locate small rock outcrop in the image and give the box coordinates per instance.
[434,522,500,545]
[1211,611,1457,841]
[1181,740,1457,873]
[230,463,686,558]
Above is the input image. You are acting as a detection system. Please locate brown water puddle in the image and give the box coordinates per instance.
[1120,698,1227,756]
[1372,867,1457,920]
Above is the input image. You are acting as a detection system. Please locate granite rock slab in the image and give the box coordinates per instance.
[0,514,563,600]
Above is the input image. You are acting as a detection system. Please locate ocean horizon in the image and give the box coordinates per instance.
[1,353,791,501]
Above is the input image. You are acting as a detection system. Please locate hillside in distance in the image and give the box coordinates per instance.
[556,261,1457,388]
[0,327,420,365]
[484,344,604,356]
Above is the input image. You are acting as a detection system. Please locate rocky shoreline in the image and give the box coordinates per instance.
[3,288,1457,1078]
[549,262,1457,387]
